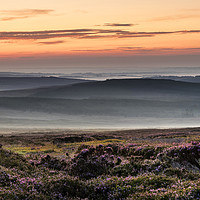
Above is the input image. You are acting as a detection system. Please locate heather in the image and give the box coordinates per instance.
[1,128,200,199]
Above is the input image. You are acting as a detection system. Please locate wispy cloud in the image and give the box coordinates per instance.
[72,46,200,55]
[0,9,54,21]
[1,16,38,21]
[119,47,200,53]
[0,28,199,41]
[38,40,65,45]
[104,23,136,27]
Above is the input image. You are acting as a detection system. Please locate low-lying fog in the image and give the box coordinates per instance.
[1,77,200,130]
[0,106,200,130]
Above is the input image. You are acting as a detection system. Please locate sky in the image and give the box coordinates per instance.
[0,0,200,73]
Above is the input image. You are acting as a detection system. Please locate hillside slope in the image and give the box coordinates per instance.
[0,76,90,91]
[1,79,200,100]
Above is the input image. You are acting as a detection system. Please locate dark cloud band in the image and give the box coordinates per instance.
[0,29,199,41]
[104,23,136,27]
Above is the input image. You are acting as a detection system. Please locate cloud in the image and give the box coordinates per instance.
[71,47,200,55]
[0,9,54,15]
[104,23,136,27]
[0,9,54,21]
[37,40,66,45]
[1,16,30,21]
[0,28,199,41]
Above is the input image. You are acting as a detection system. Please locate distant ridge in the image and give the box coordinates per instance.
[150,75,200,83]
[0,76,90,91]
[1,78,200,100]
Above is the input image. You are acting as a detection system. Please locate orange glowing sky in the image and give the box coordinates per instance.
[0,0,200,72]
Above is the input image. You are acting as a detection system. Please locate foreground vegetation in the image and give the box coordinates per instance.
[1,128,200,199]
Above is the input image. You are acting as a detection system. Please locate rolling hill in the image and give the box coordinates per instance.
[150,76,200,83]
[0,76,90,91]
[1,79,200,100]
[0,78,200,128]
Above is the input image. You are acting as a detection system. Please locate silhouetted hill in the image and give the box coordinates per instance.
[1,79,200,100]
[150,76,200,83]
[0,77,90,91]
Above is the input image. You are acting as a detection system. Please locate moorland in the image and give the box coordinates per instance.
[1,127,200,199]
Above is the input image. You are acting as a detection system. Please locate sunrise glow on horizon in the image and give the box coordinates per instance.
[0,0,200,72]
